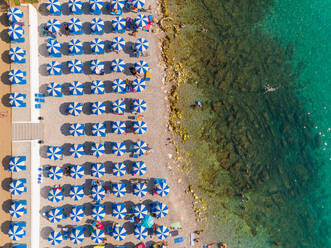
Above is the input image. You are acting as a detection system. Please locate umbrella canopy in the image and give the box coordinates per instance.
[70,228,85,244]
[68,59,83,73]
[113,162,126,176]
[133,99,147,113]
[69,0,83,13]
[133,121,147,134]
[133,204,148,219]
[111,58,125,72]
[91,163,105,178]
[112,79,126,93]
[46,38,62,55]
[111,0,124,10]
[91,228,105,243]
[47,207,64,223]
[9,47,25,62]
[47,146,63,160]
[9,179,25,195]
[112,203,127,219]
[69,81,84,95]
[156,225,170,240]
[135,38,149,52]
[155,182,170,197]
[91,185,105,201]
[132,0,145,9]
[111,36,125,51]
[9,156,26,172]
[91,17,104,32]
[68,17,82,33]
[9,93,25,107]
[70,164,85,179]
[67,102,83,116]
[70,205,85,222]
[132,161,146,176]
[90,59,104,74]
[46,19,61,33]
[153,202,168,218]
[9,202,25,218]
[47,82,63,97]
[7,7,23,23]
[112,16,126,31]
[47,61,62,75]
[91,122,106,137]
[68,39,83,54]
[113,225,127,241]
[91,38,105,54]
[112,183,126,198]
[70,185,85,201]
[135,14,149,28]
[89,0,103,11]
[91,142,105,157]
[48,231,63,245]
[8,24,23,40]
[91,80,105,94]
[48,166,63,180]
[112,99,125,114]
[92,204,105,221]
[133,140,148,156]
[111,142,126,156]
[132,79,146,92]
[48,188,64,202]
[142,214,154,228]
[90,101,105,115]
[70,144,85,158]
[69,123,85,136]
[8,223,25,241]
[134,224,148,241]
[46,0,62,14]
[133,183,148,197]
[112,121,126,134]
[8,69,25,84]
[135,60,149,74]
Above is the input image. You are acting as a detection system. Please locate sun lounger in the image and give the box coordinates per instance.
[14,222,26,228]
[13,244,27,248]
[62,227,69,240]
[142,23,151,32]
[145,71,151,81]
[19,178,27,184]
[14,200,27,206]
[11,37,25,43]
[174,236,184,243]
[154,178,166,184]
[171,230,179,237]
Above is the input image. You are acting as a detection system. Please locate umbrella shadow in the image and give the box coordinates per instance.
[82,21,91,34]
[1,177,11,191]
[38,3,49,16]
[2,199,11,213]
[82,102,91,115]
[38,43,49,57]
[1,220,11,234]
[103,120,112,133]
[104,20,113,34]
[0,29,10,43]
[1,93,11,107]
[40,205,52,216]
[84,122,94,136]
[40,83,50,96]
[62,185,71,197]
[83,81,91,94]
[61,61,71,75]
[104,80,112,93]
[124,62,135,76]
[83,142,94,156]
[61,41,69,55]
[41,185,52,199]
[103,60,112,74]
[82,61,91,74]
[39,63,49,76]
[60,123,71,136]
[40,226,53,240]
[104,201,112,214]
[61,2,70,15]
[59,102,70,115]
[126,120,134,133]
[1,71,10,85]
[123,222,134,235]
[104,161,113,174]
[124,97,133,113]
[62,82,71,95]
[83,41,92,54]
[82,2,92,15]
[124,41,135,57]
[62,143,73,156]
[0,12,9,27]
[103,100,111,113]
[2,155,10,170]
[1,50,10,64]
[40,145,49,159]
[83,162,92,176]
[42,164,50,177]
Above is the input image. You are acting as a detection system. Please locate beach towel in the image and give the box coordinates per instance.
[190,232,195,246]
[170,230,179,236]
[174,236,184,243]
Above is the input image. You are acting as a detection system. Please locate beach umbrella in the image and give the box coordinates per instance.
[90,59,104,74]
[111,16,126,31]
[8,24,23,40]
[70,185,85,201]
[111,58,125,72]
[133,99,147,113]
[111,79,126,93]
[46,0,62,14]
[142,214,154,228]
[68,17,82,33]
[133,204,148,219]
[70,228,85,244]
[47,82,63,97]
[133,140,148,156]
[132,161,146,176]
[113,225,127,241]
[91,185,105,201]
[9,156,26,172]
[47,146,63,160]
[111,0,124,10]
[112,183,126,198]
[89,0,103,12]
[9,179,25,195]
[8,223,25,241]
[70,205,85,222]
[112,99,125,114]
[153,202,168,218]
[132,79,146,92]
[70,144,85,158]
[156,225,169,240]
[135,14,149,28]
[9,47,25,62]
[67,102,83,116]
[156,182,170,197]
[68,59,83,73]
[133,121,147,134]
[69,123,85,136]
[9,202,25,218]
[113,162,126,176]
[133,183,148,197]
[48,188,64,202]
[70,164,85,179]
[135,60,149,74]
[69,81,84,95]
[135,38,149,52]
[91,163,105,178]
[132,0,145,9]
[46,19,61,33]
[111,36,125,51]
[90,101,105,115]
[69,0,83,13]
[91,38,105,54]
[8,69,25,84]
[46,38,62,55]
[9,93,25,107]
[91,80,105,94]
[47,207,64,223]
[48,166,63,180]
[47,61,62,75]
[92,204,105,220]
[92,123,106,137]
[111,142,126,156]
[68,39,83,54]
[112,121,126,134]
[48,231,63,245]
[91,143,105,157]
[91,229,105,243]
[7,7,23,23]
[112,203,127,219]
[134,225,147,241]
[91,17,104,33]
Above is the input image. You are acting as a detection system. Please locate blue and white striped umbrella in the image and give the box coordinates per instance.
[9,180,25,195]
[135,60,149,74]
[91,80,105,94]
[70,185,85,201]
[135,14,149,28]
[47,146,63,160]
[10,202,25,218]
[69,81,84,95]
[156,182,170,197]
[112,79,126,93]
[89,0,103,12]
[133,183,148,197]
[92,204,105,220]
[112,203,127,219]
[134,225,147,240]
[111,142,126,156]
[91,123,106,137]
[112,121,126,134]
[70,205,85,222]
[70,228,85,244]
[135,38,149,52]
[111,58,125,72]
[68,39,83,54]
[113,162,126,176]
[48,231,63,245]
[112,99,125,114]
[132,79,146,92]
[48,188,64,202]
[156,225,170,240]
[9,156,26,173]
[91,38,105,54]
[47,207,64,223]
[47,61,62,75]
[133,140,148,156]
[70,164,85,179]
[91,185,105,200]
[133,121,147,134]
[46,0,62,14]
[112,183,126,198]
[68,59,83,73]
[69,0,83,13]
[46,19,61,33]
[91,101,105,115]
[133,99,147,113]
[91,229,105,244]
[91,163,105,178]
[132,161,146,176]
[91,17,104,32]
[133,204,148,219]
[132,0,145,9]
[8,69,24,84]
[70,144,85,158]
[8,223,25,241]
[153,202,168,218]
[90,59,104,74]
[69,123,85,136]
[48,166,63,180]
[46,38,62,55]
[8,24,23,40]
[9,47,25,62]
[47,82,63,97]
[68,17,82,33]
[7,8,23,23]
[9,93,25,107]
[91,143,105,157]
[111,0,124,10]
[111,16,126,31]
[111,36,125,51]
[113,225,127,241]
[67,102,83,116]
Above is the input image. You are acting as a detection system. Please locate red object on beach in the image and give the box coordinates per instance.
[136,243,146,248]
